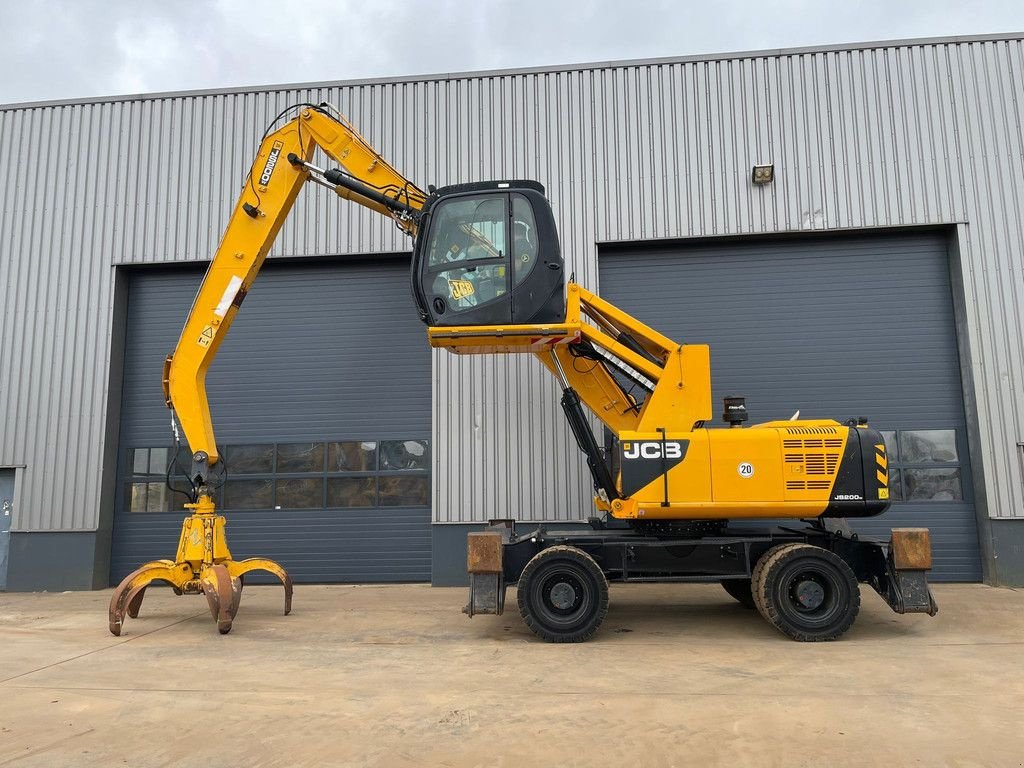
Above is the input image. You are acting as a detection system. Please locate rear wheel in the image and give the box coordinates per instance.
[517,546,609,643]
[752,543,860,642]
[721,579,756,609]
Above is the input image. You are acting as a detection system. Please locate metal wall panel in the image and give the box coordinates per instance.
[1,35,1022,536]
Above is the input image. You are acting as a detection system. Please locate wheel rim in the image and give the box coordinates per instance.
[531,564,594,630]
[791,575,826,611]
[549,580,578,611]
[774,559,847,629]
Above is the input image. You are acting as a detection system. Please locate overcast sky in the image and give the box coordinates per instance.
[2,0,1022,105]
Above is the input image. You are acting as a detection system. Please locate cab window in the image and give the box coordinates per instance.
[511,194,538,285]
[427,196,507,268]
[425,195,509,313]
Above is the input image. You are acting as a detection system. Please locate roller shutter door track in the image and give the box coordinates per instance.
[111,257,432,584]
[599,232,980,581]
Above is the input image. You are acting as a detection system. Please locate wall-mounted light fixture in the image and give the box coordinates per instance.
[751,163,774,184]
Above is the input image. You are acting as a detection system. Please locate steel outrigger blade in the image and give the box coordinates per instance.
[108,495,292,636]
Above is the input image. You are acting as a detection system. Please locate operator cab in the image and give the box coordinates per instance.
[411,180,565,326]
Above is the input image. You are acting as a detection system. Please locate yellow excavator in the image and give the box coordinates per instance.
[109,103,937,641]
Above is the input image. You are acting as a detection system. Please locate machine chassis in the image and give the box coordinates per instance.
[465,518,937,642]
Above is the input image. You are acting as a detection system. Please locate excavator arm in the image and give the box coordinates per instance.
[162,105,425,478]
[111,105,426,636]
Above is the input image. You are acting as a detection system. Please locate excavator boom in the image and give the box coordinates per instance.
[164,106,425,472]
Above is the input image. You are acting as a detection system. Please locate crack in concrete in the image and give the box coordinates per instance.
[0,612,205,686]
[0,727,96,766]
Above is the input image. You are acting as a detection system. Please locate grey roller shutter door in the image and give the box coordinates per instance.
[111,257,432,584]
[599,232,979,581]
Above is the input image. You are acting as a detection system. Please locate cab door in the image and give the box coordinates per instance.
[419,193,513,327]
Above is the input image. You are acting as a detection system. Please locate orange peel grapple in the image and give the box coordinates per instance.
[109,493,291,635]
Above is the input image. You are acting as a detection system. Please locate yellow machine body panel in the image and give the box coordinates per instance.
[611,428,716,508]
[606,420,853,520]
[709,427,787,504]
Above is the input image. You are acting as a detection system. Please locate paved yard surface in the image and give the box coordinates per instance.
[1,583,1022,767]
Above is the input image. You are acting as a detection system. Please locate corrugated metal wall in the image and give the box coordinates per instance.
[1,34,1022,534]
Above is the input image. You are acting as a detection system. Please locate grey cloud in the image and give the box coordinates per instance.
[1,0,1022,104]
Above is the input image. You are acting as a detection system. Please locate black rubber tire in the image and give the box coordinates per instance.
[752,543,860,642]
[721,579,756,609]
[517,545,609,643]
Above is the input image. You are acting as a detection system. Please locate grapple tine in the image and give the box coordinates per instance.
[229,576,243,619]
[202,573,221,623]
[227,558,293,615]
[109,562,188,636]
[201,564,241,634]
[126,587,147,619]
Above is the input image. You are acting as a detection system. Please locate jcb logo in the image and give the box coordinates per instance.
[449,279,475,300]
[623,441,684,460]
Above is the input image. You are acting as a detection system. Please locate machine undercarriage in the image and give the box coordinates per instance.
[465,518,937,642]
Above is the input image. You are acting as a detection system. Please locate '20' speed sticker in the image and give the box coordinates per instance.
[737,462,755,478]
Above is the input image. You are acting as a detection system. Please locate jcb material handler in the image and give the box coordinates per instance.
[109,104,937,641]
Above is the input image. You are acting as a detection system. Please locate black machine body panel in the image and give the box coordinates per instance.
[411,180,565,326]
[822,425,890,517]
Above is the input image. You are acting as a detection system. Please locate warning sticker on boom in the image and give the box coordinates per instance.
[197,325,215,348]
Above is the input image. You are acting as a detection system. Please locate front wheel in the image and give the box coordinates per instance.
[517,546,609,643]
[752,543,860,642]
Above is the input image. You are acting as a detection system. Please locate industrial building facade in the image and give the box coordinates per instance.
[1,34,1022,591]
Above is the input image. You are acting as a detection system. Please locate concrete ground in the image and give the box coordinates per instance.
[1,583,1022,767]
